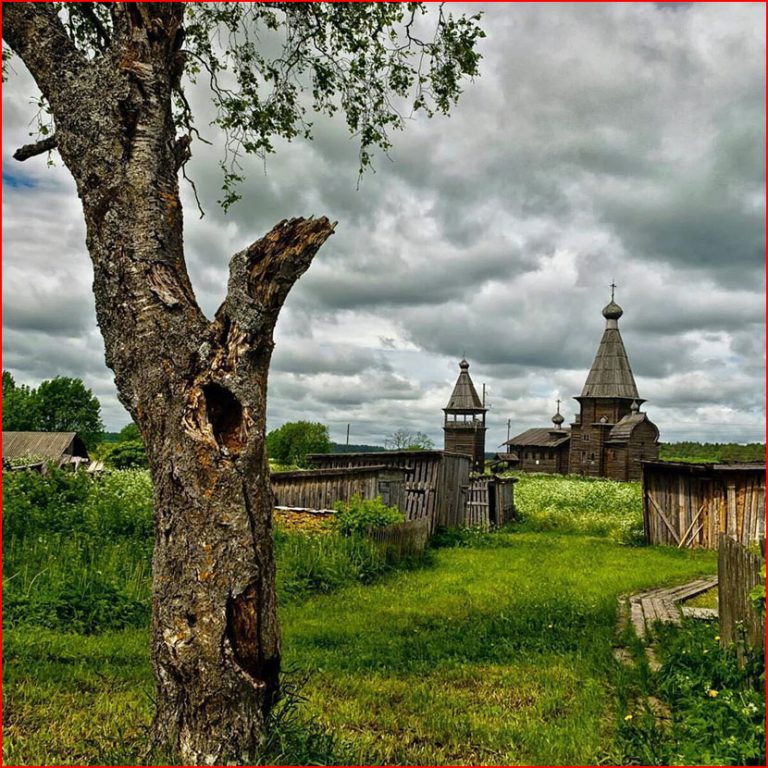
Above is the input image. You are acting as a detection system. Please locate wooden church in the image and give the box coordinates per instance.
[501,292,660,481]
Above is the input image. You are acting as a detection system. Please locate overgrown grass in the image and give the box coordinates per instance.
[279,532,716,765]
[3,469,427,633]
[511,472,644,544]
[4,467,732,765]
[612,619,765,765]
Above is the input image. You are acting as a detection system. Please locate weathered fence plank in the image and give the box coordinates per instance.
[369,517,431,559]
[271,465,407,511]
[718,534,765,658]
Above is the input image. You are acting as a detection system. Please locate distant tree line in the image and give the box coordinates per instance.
[2,371,104,450]
[659,442,766,464]
[266,423,437,467]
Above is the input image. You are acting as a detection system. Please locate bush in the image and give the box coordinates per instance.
[103,439,148,469]
[2,468,153,540]
[332,494,404,536]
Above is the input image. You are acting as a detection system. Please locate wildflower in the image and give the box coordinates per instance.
[624,714,633,721]
[707,689,718,698]
[714,635,720,641]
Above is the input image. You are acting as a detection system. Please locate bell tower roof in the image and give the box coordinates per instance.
[579,288,640,400]
[444,359,485,411]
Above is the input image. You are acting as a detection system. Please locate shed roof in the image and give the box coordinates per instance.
[444,360,485,411]
[2,431,87,461]
[504,428,571,449]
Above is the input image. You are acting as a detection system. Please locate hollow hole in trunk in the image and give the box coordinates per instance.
[226,584,280,712]
[202,382,244,453]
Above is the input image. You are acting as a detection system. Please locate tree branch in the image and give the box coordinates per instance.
[2,3,85,104]
[74,3,110,51]
[218,217,336,340]
[13,134,58,162]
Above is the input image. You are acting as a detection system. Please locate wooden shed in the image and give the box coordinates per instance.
[642,461,766,548]
[2,431,88,468]
[270,465,407,511]
[306,450,471,531]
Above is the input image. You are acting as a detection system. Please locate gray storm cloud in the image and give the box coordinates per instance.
[2,2,764,447]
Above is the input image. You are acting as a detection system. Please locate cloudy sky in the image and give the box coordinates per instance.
[3,2,765,449]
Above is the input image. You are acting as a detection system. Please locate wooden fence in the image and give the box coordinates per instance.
[271,465,407,511]
[306,451,471,532]
[718,534,765,657]
[643,461,765,548]
[369,517,431,559]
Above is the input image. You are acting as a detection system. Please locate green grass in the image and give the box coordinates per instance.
[612,619,765,765]
[685,587,719,610]
[512,472,644,544]
[4,469,736,765]
[279,532,716,765]
[4,534,716,766]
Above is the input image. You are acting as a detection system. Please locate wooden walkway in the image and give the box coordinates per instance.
[629,575,719,639]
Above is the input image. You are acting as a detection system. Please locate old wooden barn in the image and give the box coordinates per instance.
[642,461,766,548]
[2,431,89,470]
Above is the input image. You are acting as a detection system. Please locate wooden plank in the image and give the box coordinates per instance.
[631,602,646,638]
[647,493,681,544]
[726,481,737,539]
[678,500,708,549]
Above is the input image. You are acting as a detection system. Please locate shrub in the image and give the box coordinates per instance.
[332,494,404,536]
[103,439,148,469]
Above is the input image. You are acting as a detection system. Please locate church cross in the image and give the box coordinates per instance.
[610,281,617,301]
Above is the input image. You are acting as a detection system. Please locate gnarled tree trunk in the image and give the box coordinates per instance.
[3,4,334,763]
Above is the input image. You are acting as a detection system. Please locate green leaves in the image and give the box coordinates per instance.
[332,493,404,536]
[180,3,485,207]
[3,374,105,450]
[266,420,332,467]
[749,564,766,617]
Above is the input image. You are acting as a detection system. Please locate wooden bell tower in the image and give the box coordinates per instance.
[443,359,487,472]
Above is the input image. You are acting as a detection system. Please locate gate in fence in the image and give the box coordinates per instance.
[464,475,517,529]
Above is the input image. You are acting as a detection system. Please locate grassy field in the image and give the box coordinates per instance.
[5,469,757,765]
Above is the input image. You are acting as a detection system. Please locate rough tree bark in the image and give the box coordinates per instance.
[3,4,334,763]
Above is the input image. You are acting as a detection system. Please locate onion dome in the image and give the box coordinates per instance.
[602,300,624,321]
[551,399,565,428]
[459,359,470,370]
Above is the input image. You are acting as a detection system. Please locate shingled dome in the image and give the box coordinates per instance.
[580,301,640,399]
